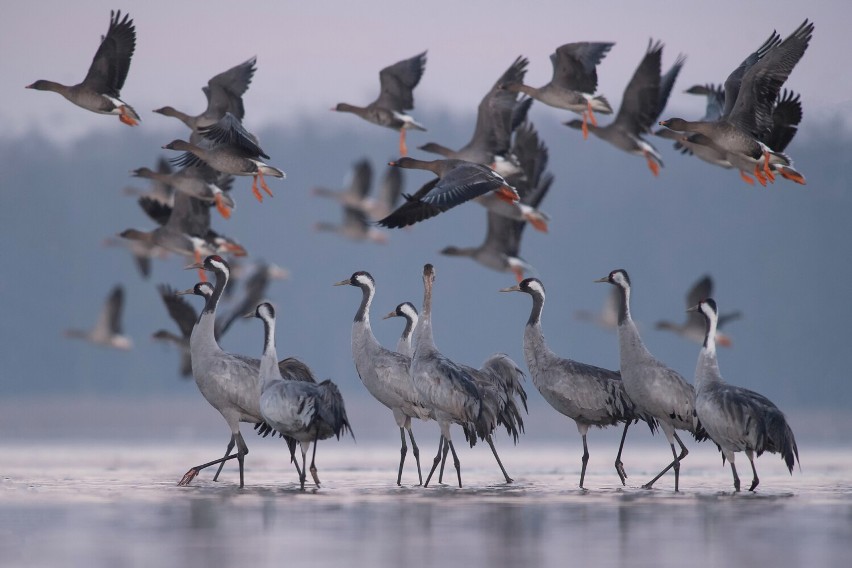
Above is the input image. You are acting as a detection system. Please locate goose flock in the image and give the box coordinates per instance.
[41,10,809,492]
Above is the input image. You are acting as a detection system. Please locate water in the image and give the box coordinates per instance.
[2,438,850,568]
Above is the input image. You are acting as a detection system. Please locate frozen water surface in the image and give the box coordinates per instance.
[2,438,850,568]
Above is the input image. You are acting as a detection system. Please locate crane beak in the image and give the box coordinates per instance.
[243,311,256,319]
[381,310,397,320]
[185,262,204,270]
[686,304,699,312]
[499,285,521,293]
[175,287,195,296]
[333,279,350,287]
[593,276,609,283]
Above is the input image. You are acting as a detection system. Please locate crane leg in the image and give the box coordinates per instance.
[234,432,249,489]
[177,436,240,486]
[730,462,741,492]
[298,443,308,491]
[424,436,444,487]
[213,435,236,481]
[579,434,590,489]
[642,432,688,491]
[614,422,630,485]
[309,433,321,487]
[447,440,462,488]
[287,436,304,482]
[486,435,513,483]
[396,427,408,486]
[407,427,423,486]
[746,450,759,491]
[438,439,450,483]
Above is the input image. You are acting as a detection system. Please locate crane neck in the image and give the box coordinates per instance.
[202,268,228,317]
[354,282,374,324]
[259,316,279,391]
[526,291,545,328]
[414,278,436,353]
[614,284,631,326]
[614,283,652,362]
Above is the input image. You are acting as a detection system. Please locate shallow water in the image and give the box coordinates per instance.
[2,439,850,568]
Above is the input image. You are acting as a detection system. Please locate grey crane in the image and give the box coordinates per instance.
[384,298,527,484]
[501,278,656,488]
[411,264,523,487]
[334,272,432,485]
[64,284,133,350]
[410,264,481,487]
[382,302,418,358]
[595,269,706,491]
[691,298,799,491]
[253,302,352,490]
[655,274,742,347]
[176,255,312,488]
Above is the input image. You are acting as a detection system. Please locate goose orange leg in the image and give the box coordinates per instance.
[399,130,408,157]
[779,168,806,185]
[739,171,756,186]
[762,150,775,182]
[581,113,589,140]
[118,106,138,126]
[753,166,767,187]
[512,266,525,283]
[495,185,519,203]
[258,172,274,198]
[587,100,599,127]
[524,212,548,233]
[644,151,660,177]
[214,193,231,219]
[251,176,263,202]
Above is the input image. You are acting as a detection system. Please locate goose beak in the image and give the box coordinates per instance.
[333,279,350,287]
[185,262,204,270]
[499,285,521,293]
[175,287,195,296]
[593,276,609,283]
[381,310,397,320]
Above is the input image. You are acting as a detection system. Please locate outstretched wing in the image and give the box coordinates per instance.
[374,52,427,111]
[82,10,136,96]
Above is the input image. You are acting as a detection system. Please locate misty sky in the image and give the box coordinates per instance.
[1,2,850,444]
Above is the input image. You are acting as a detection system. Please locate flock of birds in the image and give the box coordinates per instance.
[35,11,807,492]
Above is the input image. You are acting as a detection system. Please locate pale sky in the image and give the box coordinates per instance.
[2,0,849,142]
